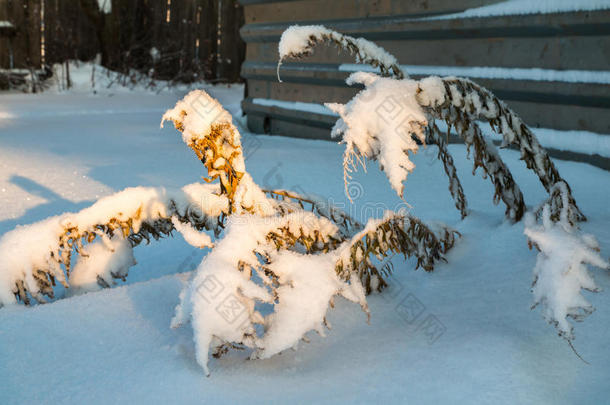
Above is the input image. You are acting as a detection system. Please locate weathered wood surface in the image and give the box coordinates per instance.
[238,1,610,168]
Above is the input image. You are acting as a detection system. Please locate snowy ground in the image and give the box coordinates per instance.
[0,85,609,404]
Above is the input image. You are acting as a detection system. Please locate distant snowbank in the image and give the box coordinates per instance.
[427,0,610,19]
[339,64,610,84]
[47,60,204,94]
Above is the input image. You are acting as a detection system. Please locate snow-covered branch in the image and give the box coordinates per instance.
[278,25,405,80]
[0,183,228,305]
[335,211,459,293]
[327,72,572,223]
[278,26,582,223]
[417,76,584,222]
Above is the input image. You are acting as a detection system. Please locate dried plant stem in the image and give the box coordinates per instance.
[426,123,469,219]
[336,214,460,293]
[264,189,362,235]
[430,105,526,221]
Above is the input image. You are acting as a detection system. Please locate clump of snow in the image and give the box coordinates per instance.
[161,89,234,145]
[254,250,368,359]
[345,71,381,87]
[171,217,214,249]
[327,73,427,198]
[178,227,272,375]
[416,76,447,108]
[278,25,401,80]
[70,235,136,293]
[232,173,277,216]
[278,25,333,61]
[0,215,68,305]
[0,21,13,28]
[525,192,609,339]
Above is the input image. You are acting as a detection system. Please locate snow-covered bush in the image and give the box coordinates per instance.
[0,25,606,375]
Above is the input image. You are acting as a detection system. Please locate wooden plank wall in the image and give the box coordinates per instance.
[239,0,610,170]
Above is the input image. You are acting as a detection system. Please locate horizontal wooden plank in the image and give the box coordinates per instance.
[241,10,610,41]
[244,61,610,106]
[240,0,495,24]
[243,97,337,139]
[245,33,610,70]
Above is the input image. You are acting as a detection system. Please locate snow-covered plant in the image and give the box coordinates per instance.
[0,25,605,375]
[278,25,604,345]
[0,87,457,375]
[162,93,457,374]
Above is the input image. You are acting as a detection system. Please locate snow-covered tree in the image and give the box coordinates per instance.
[0,25,606,375]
